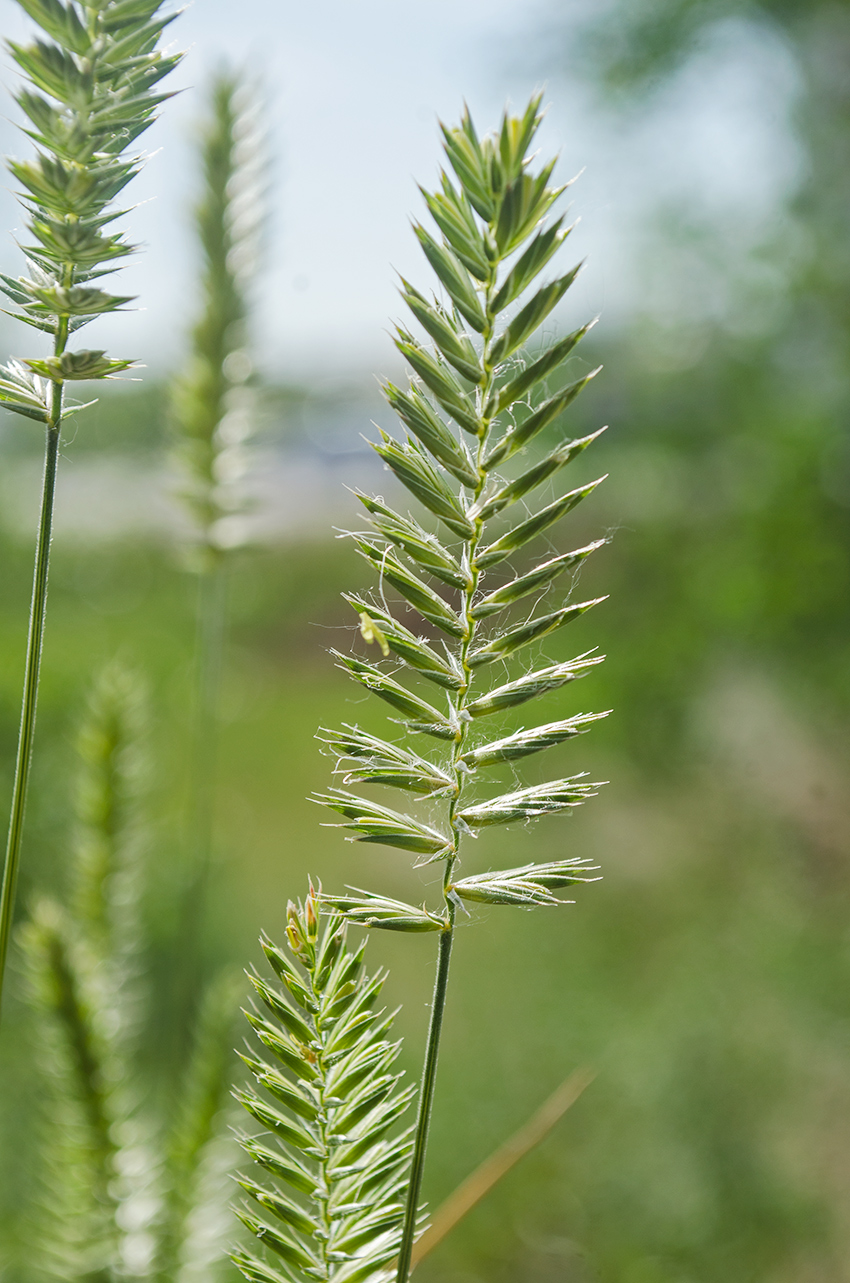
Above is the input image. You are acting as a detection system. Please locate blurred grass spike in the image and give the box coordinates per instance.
[72,662,148,963]
[169,67,267,1042]
[0,0,184,1022]
[20,666,141,1279]
[21,663,238,1282]
[171,66,266,567]
[20,899,122,1281]
[291,94,611,1283]
[155,968,244,1283]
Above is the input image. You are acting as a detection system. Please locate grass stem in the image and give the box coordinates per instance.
[0,412,63,1020]
[188,560,228,911]
[169,560,228,1056]
[396,924,454,1283]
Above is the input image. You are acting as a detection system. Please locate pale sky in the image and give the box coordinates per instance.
[0,1,802,383]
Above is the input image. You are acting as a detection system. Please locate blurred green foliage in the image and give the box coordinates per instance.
[0,340,847,1283]
[1,2,850,1277]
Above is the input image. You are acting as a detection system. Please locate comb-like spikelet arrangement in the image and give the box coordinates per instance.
[314,95,607,922]
[0,0,184,409]
[233,891,418,1283]
[308,96,610,1282]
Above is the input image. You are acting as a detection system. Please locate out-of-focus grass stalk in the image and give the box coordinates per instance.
[0,0,183,1021]
[21,664,238,1280]
[21,666,148,1279]
[170,68,264,946]
[411,1068,595,1269]
[155,970,241,1283]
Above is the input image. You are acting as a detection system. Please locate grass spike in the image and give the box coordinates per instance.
[170,66,266,567]
[71,661,148,962]
[233,891,419,1283]
[310,96,610,1283]
[156,971,242,1283]
[0,0,184,1020]
[168,66,266,1064]
[20,898,122,1281]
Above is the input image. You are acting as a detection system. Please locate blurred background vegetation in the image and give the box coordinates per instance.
[1,1,850,1281]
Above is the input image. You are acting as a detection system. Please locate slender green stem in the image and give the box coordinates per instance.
[187,558,228,919]
[309,946,334,1282]
[0,264,72,1022]
[396,925,454,1283]
[0,401,63,1022]
[167,559,228,1066]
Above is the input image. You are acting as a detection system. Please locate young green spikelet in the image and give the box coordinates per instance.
[0,0,184,1017]
[171,68,265,567]
[311,95,609,1283]
[232,889,418,1283]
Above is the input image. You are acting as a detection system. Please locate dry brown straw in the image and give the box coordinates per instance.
[411,1065,596,1268]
